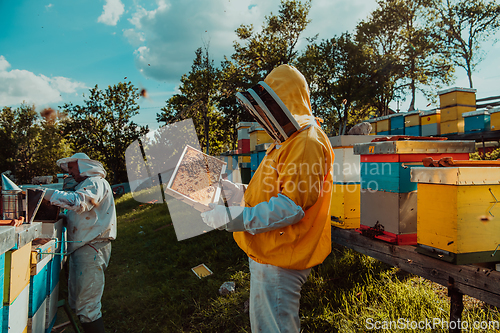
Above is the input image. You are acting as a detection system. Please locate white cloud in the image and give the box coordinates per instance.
[98,0,125,26]
[122,0,380,83]
[45,3,53,10]
[123,28,145,46]
[0,56,87,107]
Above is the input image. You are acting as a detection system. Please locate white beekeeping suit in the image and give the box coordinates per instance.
[44,152,116,333]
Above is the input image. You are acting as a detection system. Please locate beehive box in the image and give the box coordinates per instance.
[440,105,476,122]
[438,87,476,108]
[28,297,46,333]
[421,110,441,136]
[354,140,475,244]
[330,183,361,229]
[45,283,59,333]
[4,241,32,306]
[404,111,421,127]
[489,107,500,131]
[376,116,390,133]
[165,145,226,212]
[249,125,272,152]
[3,283,29,333]
[411,167,500,264]
[440,119,464,135]
[329,135,388,229]
[390,113,405,132]
[463,110,490,133]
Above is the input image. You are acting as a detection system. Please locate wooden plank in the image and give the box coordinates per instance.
[331,228,500,308]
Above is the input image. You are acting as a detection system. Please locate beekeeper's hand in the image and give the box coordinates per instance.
[43,188,57,201]
[201,194,305,234]
[201,203,244,230]
[220,179,246,206]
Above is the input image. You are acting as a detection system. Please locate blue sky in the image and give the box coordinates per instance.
[1,0,499,131]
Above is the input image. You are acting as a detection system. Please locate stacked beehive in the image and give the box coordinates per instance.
[353,140,474,245]
[236,122,253,154]
[438,87,476,135]
[411,166,500,264]
[463,110,490,134]
[329,136,386,229]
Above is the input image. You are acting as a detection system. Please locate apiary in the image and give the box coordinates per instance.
[411,166,500,264]
[463,110,490,133]
[353,139,475,244]
[420,110,441,136]
[329,135,388,229]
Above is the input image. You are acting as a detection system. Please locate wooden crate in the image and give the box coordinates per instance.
[438,87,476,108]
[412,167,500,264]
[330,183,361,229]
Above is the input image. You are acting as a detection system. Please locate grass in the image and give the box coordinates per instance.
[89,193,500,332]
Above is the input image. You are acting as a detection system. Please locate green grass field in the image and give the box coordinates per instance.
[95,193,499,332]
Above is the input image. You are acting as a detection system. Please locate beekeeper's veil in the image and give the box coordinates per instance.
[56,153,107,178]
[235,65,306,143]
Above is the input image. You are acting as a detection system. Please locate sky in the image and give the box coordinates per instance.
[1,0,499,131]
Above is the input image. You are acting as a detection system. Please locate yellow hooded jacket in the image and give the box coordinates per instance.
[234,65,334,270]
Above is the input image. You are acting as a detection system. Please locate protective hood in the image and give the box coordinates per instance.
[264,64,316,128]
[236,64,318,143]
[56,153,107,178]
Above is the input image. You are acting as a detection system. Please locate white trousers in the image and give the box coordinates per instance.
[249,257,311,333]
[68,241,111,323]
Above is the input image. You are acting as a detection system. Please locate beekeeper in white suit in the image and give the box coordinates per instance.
[43,152,116,333]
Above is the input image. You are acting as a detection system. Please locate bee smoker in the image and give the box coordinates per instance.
[1,174,23,220]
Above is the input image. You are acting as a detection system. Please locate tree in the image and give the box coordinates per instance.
[157,47,232,155]
[297,33,376,135]
[62,82,149,184]
[231,0,311,85]
[436,0,500,88]
[0,106,18,177]
[356,0,454,112]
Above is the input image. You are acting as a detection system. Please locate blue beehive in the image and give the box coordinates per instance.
[390,114,405,133]
[463,110,490,134]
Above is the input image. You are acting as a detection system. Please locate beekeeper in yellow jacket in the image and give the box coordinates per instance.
[202,64,334,332]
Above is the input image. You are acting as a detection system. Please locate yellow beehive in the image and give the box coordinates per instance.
[238,155,251,164]
[4,242,32,305]
[438,87,476,108]
[404,111,421,127]
[440,119,464,135]
[249,125,272,152]
[420,110,440,125]
[412,167,500,264]
[440,105,476,122]
[376,116,390,133]
[330,183,361,229]
[489,107,500,131]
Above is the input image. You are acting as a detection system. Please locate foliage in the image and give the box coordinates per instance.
[297,33,375,135]
[435,0,500,88]
[62,82,148,184]
[157,47,233,155]
[231,0,312,84]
